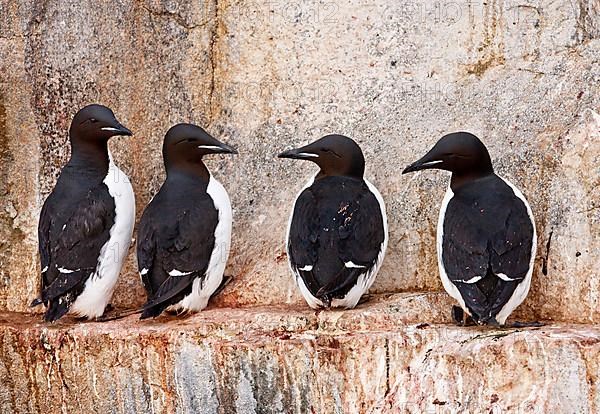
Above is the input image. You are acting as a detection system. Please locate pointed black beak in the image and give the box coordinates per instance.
[197,135,238,155]
[403,160,428,174]
[277,147,318,160]
[213,142,238,155]
[402,152,444,174]
[102,122,133,137]
[30,297,43,307]
[117,123,133,136]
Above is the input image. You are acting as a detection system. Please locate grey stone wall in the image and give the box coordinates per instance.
[0,0,598,323]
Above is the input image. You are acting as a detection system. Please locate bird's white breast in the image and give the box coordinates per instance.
[70,159,135,318]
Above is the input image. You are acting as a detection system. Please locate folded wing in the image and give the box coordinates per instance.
[137,197,218,318]
[36,185,116,321]
[442,192,534,321]
[289,182,385,305]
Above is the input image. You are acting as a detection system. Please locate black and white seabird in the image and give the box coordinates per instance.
[136,123,237,319]
[32,104,135,322]
[402,132,537,326]
[278,134,388,309]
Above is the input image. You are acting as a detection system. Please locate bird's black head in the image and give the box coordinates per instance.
[402,132,494,181]
[278,134,365,179]
[69,104,132,142]
[163,123,237,176]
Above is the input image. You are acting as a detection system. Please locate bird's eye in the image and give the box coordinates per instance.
[176,138,195,145]
[90,118,98,123]
[323,148,341,158]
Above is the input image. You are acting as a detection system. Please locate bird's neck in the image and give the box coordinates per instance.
[166,161,211,184]
[315,171,364,183]
[316,165,364,180]
[450,170,494,191]
[68,136,110,174]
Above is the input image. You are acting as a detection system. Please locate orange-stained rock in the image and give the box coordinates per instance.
[0,295,599,413]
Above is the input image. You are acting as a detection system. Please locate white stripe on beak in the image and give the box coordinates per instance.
[421,160,443,167]
[198,145,224,150]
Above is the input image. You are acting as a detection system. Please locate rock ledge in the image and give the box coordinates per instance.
[1,293,599,413]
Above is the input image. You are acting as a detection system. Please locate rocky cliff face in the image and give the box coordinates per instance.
[2,0,598,322]
[1,1,599,412]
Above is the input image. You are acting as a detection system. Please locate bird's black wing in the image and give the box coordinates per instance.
[487,197,534,316]
[37,195,53,290]
[139,196,218,318]
[337,191,385,265]
[442,198,491,283]
[136,208,156,296]
[489,206,534,280]
[37,184,115,321]
[321,189,385,299]
[442,181,534,322]
[288,188,322,295]
[289,182,385,304]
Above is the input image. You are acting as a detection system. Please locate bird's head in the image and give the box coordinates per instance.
[402,132,493,177]
[163,123,237,172]
[278,134,365,179]
[69,104,132,142]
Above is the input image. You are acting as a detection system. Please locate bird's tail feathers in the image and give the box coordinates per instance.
[140,303,168,320]
[43,300,69,323]
[316,268,362,304]
[30,297,44,307]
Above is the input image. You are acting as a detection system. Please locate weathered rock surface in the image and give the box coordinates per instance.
[0,0,599,324]
[0,295,599,413]
[1,2,599,413]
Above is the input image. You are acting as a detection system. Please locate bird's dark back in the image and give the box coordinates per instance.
[302,176,384,284]
[447,174,529,238]
[43,164,108,239]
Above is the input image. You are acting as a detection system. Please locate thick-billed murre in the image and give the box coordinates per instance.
[32,104,135,322]
[278,134,388,309]
[136,123,237,319]
[402,132,537,326]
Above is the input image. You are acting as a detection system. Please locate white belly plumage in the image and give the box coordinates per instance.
[168,175,232,313]
[70,160,135,319]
